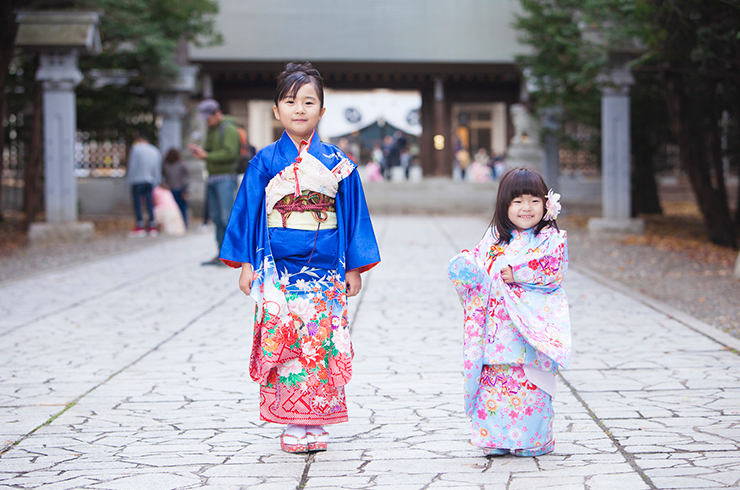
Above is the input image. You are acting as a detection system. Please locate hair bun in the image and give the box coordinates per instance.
[283,62,318,76]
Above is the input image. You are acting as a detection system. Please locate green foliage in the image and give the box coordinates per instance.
[515,0,740,244]
[80,0,221,80]
[73,0,221,135]
[4,0,221,140]
[513,0,606,157]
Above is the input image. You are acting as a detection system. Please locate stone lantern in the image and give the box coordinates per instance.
[14,11,101,243]
[581,22,646,236]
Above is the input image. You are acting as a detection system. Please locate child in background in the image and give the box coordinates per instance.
[161,148,190,228]
[219,62,381,454]
[152,185,185,236]
[448,167,571,457]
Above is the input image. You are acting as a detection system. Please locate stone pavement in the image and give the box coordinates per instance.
[1,215,739,490]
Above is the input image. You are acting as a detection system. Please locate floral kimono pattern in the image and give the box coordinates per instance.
[221,131,380,425]
[448,226,571,452]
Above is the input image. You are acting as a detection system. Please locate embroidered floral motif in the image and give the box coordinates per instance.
[471,364,553,449]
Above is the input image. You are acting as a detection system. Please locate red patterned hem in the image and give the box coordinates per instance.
[260,383,348,425]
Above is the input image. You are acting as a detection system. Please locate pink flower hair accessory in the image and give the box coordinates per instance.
[543,189,561,221]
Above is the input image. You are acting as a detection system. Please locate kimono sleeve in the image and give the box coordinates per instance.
[219,153,271,269]
[340,170,380,273]
[510,230,568,292]
[448,250,491,301]
[447,246,492,417]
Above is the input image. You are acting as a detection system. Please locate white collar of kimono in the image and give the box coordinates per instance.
[265,136,355,214]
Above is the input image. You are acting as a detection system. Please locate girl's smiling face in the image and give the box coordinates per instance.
[508,194,544,231]
[273,83,326,146]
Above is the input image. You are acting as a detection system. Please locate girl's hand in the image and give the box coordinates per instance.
[501,266,515,284]
[239,263,254,296]
[346,269,362,297]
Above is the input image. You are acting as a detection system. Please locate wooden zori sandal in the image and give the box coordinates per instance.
[280,432,308,453]
[306,429,329,452]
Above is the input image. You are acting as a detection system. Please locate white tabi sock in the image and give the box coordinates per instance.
[305,425,327,436]
[284,424,306,438]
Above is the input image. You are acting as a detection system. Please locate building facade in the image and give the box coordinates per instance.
[188,0,527,176]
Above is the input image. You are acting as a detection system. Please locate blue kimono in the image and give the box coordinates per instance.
[220,131,380,425]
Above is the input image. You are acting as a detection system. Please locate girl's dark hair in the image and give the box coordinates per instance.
[274,62,324,108]
[491,167,557,245]
[163,148,181,164]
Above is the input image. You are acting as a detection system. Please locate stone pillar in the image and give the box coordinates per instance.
[37,51,82,222]
[15,10,100,243]
[492,102,507,158]
[433,76,446,176]
[156,93,188,154]
[419,86,435,177]
[540,107,561,192]
[201,73,213,99]
[588,66,644,236]
[28,51,94,243]
[156,65,199,155]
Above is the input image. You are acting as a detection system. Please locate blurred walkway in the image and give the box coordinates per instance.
[1,216,739,490]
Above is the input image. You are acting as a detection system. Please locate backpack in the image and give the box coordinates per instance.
[219,120,253,174]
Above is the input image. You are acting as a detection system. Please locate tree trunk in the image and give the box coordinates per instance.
[0,1,19,222]
[631,133,662,215]
[733,99,740,236]
[0,94,6,222]
[665,74,736,248]
[24,76,42,226]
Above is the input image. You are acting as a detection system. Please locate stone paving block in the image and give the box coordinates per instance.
[0,405,64,441]
[245,483,307,490]
[203,477,295,489]
[87,473,200,490]
[507,476,586,490]
[23,477,100,490]
[436,470,516,485]
[586,473,650,490]
[647,475,732,489]
[202,461,305,478]
[0,471,65,486]
[371,473,446,486]
[428,484,497,490]
[2,216,740,489]
[363,486,427,490]
[361,457,503,475]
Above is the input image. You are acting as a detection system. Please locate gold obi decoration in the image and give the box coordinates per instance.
[267,191,337,230]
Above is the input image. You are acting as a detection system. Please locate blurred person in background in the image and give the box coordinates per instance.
[127,130,162,237]
[162,148,190,228]
[187,99,241,265]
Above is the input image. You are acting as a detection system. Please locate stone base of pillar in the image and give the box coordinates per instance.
[28,221,95,245]
[184,158,206,219]
[733,251,740,280]
[390,167,406,183]
[408,166,423,183]
[587,217,645,237]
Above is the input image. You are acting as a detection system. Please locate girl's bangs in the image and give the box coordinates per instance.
[277,77,306,102]
[505,171,546,201]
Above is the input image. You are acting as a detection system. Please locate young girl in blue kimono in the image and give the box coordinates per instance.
[220,62,381,454]
[448,168,571,457]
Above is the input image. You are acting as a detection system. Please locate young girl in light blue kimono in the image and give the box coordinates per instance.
[448,168,571,457]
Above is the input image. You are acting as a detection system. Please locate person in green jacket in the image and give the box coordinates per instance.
[188,99,241,265]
